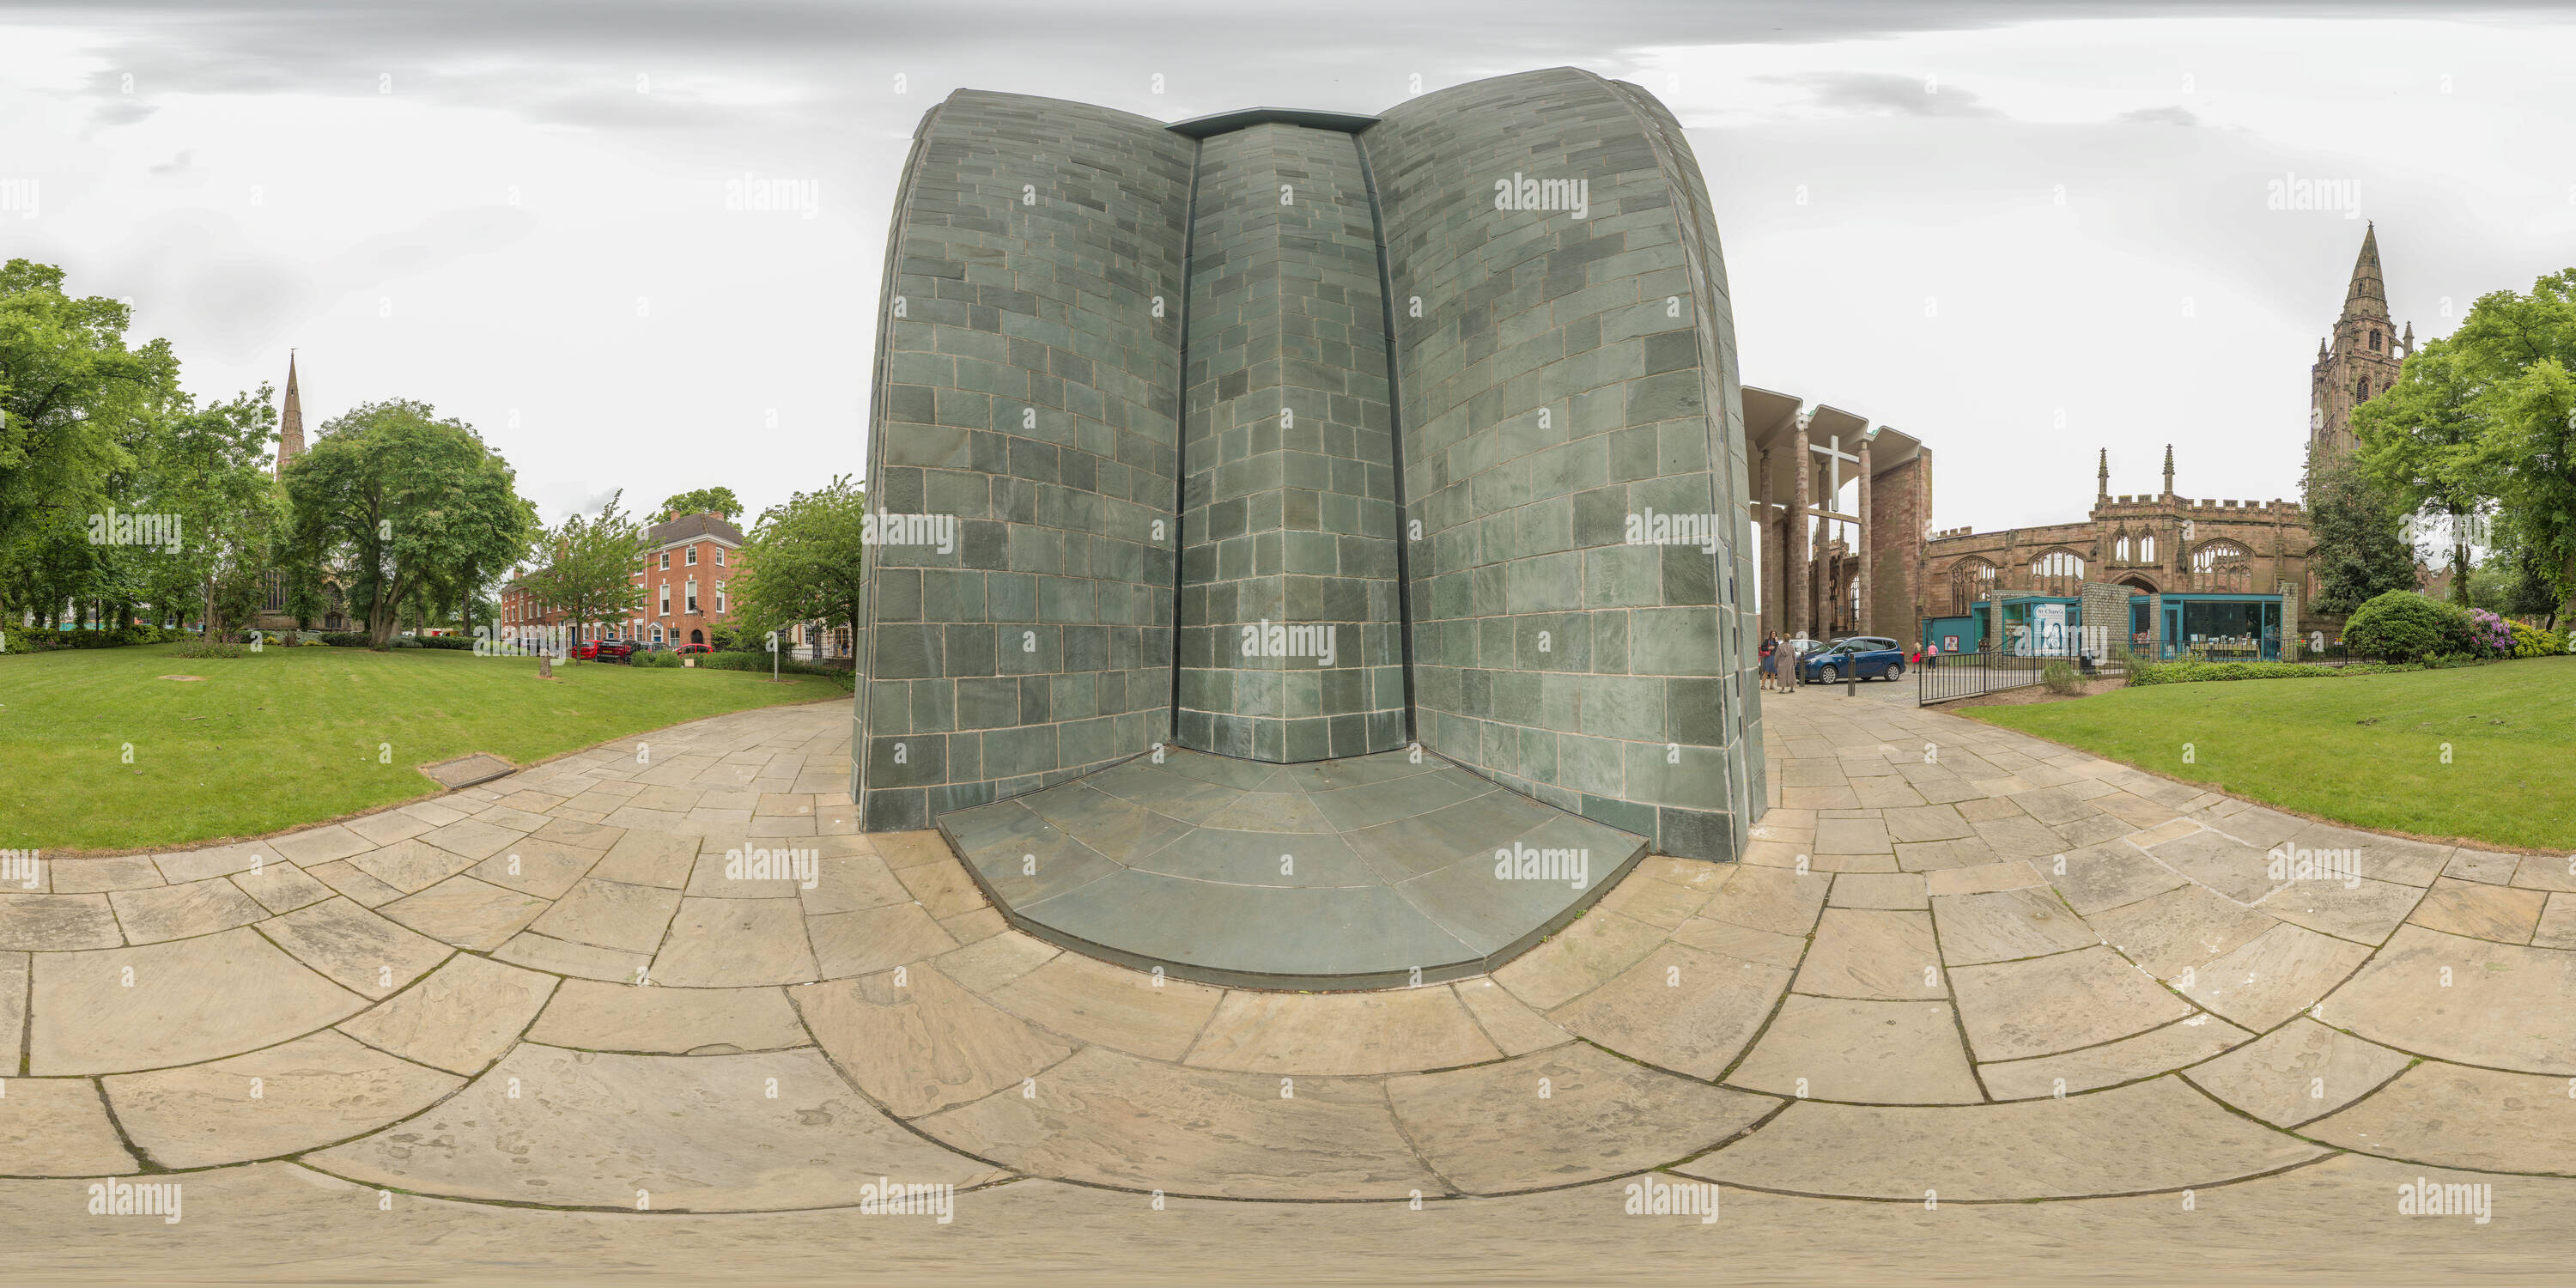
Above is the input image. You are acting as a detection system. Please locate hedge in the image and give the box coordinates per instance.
[2129,657,2490,685]
[690,649,855,690]
[3,624,169,652]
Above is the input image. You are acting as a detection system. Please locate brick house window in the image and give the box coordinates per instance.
[685,580,699,615]
[659,551,671,570]
[659,583,671,617]
[652,624,664,645]
[715,580,726,615]
[685,546,697,567]
[715,549,725,566]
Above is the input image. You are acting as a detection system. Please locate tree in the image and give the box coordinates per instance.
[147,388,283,640]
[734,475,866,655]
[659,486,742,519]
[519,491,652,661]
[2301,444,2417,616]
[2353,339,2494,604]
[283,400,538,648]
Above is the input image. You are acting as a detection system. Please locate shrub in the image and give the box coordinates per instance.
[688,648,854,689]
[2510,621,2567,659]
[2464,610,2516,659]
[319,632,372,647]
[2345,591,2461,663]
[167,640,247,659]
[2041,659,2083,696]
[389,635,422,648]
[2128,659,2440,685]
[415,635,475,650]
[631,647,683,668]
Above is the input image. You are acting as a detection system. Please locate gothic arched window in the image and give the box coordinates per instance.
[2140,533,2158,563]
[2356,377,2369,400]
[1949,558,1997,614]
[2031,550,2085,597]
[2114,534,2131,562]
[2192,539,2252,592]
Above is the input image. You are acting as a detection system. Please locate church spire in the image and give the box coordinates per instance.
[2161,443,2174,497]
[2341,222,2390,325]
[2098,448,2109,501]
[277,351,304,477]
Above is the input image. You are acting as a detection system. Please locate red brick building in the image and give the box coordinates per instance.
[499,510,746,649]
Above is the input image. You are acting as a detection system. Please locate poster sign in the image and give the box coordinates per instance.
[2033,604,2068,655]
[1941,635,1960,653]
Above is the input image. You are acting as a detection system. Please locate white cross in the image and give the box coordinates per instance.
[1808,433,1858,496]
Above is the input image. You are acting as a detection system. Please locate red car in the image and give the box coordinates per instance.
[574,640,635,662]
[675,643,714,655]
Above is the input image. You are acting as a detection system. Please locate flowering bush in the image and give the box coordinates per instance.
[2509,621,2567,659]
[2464,610,2516,658]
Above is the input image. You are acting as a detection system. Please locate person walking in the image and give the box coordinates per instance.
[1923,639,1940,670]
[1759,635,1781,694]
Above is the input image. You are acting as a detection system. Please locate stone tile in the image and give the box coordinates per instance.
[939,906,1006,945]
[2183,1017,2413,1127]
[0,893,125,951]
[1590,867,1715,928]
[1698,866,1830,937]
[649,897,818,987]
[798,853,914,915]
[2537,893,2576,951]
[1186,987,1499,1075]
[468,839,606,901]
[2305,1060,2576,1175]
[1388,1042,1776,1194]
[1881,805,1975,844]
[2087,884,2277,981]
[1680,1075,2325,1200]
[991,951,1224,1060]
[532,817,625,850]
[530,878,683,954]
[2330,925,2576,1072]
[337,951,558,1076]
[2148,829,2289,903]
[46,856,162,895]
[2512,854,2576,894]
[1729,995,1982,1103]
[1794,908,1944,1001]
[1948,945,2192,1062]
[806,903,960,979]
[416,819,525,863]
[30,927,368,1075]
[1449,976,1573,1056]
[272,824,372,866]
[1978,1015,2252,1100]
[592,829,702,889]
[313,1044,1003,1208]
[1551,941,1791,1079]
[378,876,548,951]
[103,1030,463,1170]
[933,929,1060,995]
[1814,817,1892,855]
[303,860,406,908]
[794,968,1074,1117]
[916,1045,1435,1200]
[2257,875,2424,945]
[2408,878,2547,944]
[1831,872,1929,911]
[345,810,435,847]
[257,897,453,999]
[0,1078,139,1176]
[108,876,270,943]
[2443,848,2518,885]
[153,843,277,884]
[2047,840,2190,916]
[1490,908,1667,1012]
[893,857,988,920]
[2178,924,2372,1031]
[1668,915,1807,968]
[0,950,21,1066]
[1924,860,2044,896]
[1970,817,2069,864]
[348,839,483,896]
[1893,838,2004,872]
[1931,888,2098,965]
[526,979,808,1055]
[229,860,337,915]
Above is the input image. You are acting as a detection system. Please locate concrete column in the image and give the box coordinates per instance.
[1791,424,1811,640]
[1856,437,1874,636]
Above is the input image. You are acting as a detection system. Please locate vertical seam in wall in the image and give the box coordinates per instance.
[1165,137,1204,739]
[853,98,945,817]
[1352,131,1419,744]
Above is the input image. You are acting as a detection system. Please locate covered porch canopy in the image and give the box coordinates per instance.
[1741,387,1927,645]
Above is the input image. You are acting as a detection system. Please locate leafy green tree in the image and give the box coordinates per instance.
[519,492,652,660]
[283,399,538,648]
[734,475,866,653]
[148,388,283,639]
[2301,444,2418,616]
[659,486,743,519]
[2353,340,2494,604]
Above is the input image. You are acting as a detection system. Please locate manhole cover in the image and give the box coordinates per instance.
[421,752,515,789]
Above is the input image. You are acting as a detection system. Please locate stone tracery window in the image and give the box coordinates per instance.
[1949,558,1997,614]
[2030,550,2084,597]
[2192,539,2252,592]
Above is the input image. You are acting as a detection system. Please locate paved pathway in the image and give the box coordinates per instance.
[3,697,2570,1279]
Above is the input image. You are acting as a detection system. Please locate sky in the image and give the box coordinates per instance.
[1,0,2569,535]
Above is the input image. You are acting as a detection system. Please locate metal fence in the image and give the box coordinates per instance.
[1916,651,2063,705]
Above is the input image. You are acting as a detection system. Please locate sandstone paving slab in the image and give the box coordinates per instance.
[2087,883,2277,981]
[2444,848,2521,885]
[530,878,683,954]
[378,875,547,951]
[2537,894,2576,951]
[257,897,453,999]
[2512,854,2576,894]
[414,819,525,864]
[1829,872,1928,911]
[794,969,1074,1118]
[1590,867,1717,929]
[1948,945,2192,1063]
[2052,813,2137,849]
[1930,888,2099,966]
[0,1078,137,1177]
[1728,995,1982,1104]
[894,855,990,920]
[2178,923,2372,1032]
[1550,942,1792,1079]
[1814,817,1892,855]
[312,1043,1003,1209]
[30,927,368,1075]
[492,932,653,983]
[1489,908,1667,1012]
[2407,878,2546,945]
[108,876,270,943]
[914,1044,1438,1200]
[0,893,124,951]
[2046,840,2187,917]
[345,810,434,848]
[337,952,556,1076]
[1794,908,1945,1001]
[2182,1017,2413,1127]
[348,840,483,896]
[2304,1060,2576,1175]
[989,951,1224,1060]
[807,902,959,979]
[230,860,337,915]
[2256,875,2425,945]
[2148,828,2290,904]
[1668,916,1807,969]
[102,1030,463,1170]
[1894,838,2007,872]
[529,980,806,1054]
[592,829,701,889]
[0,951,22,1065]
[1978,1014,2253,1101]
[2325,925,2576,1073]
[1969,816,2070,864]
[153,843,276,884]
[271,824,372,867]
[1679,1075,2326,1200]
[1387,1042,1777,1194]
[1184,987,1500,1075]
[939,906,1006,945]
[650,896,819,987]
[46,856,161,895]
[532,817,624,850]
[797,853,914,916]
[303,860,406,908]
[1696,866,1830,937]
[1449,977,1572,1056]
[1924,860,2044,897]
[933,929,1061,995]
[467,839,606,901]
[2283,823,2452,888]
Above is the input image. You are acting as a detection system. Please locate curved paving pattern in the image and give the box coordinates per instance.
[5,696,2573,1212]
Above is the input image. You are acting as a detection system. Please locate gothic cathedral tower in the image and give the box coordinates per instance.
[2308,224,2411,462]
[276,351,306,477]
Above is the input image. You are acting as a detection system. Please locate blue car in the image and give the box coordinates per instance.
[1801,636,1905,683]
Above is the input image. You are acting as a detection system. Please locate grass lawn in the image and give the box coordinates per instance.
[1964,655,2576,851]
[0,643,843,853]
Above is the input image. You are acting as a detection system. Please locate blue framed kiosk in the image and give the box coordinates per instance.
[2133,592,2287,660]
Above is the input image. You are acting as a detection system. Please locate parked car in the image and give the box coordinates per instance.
[1801,636,1905,683]
[574,640,635,662]
[675,642,714,655]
